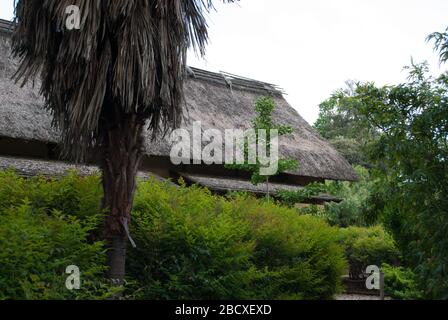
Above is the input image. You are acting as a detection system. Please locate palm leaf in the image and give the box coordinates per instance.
[12,0,235,161]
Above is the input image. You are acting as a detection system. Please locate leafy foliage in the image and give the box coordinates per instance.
[0,171,115,300]
[0,171,346,300]
[324,166,380,227]
[315,36,448,296]
[225,97,298,189]
[276,182,327,208]
[314,81,379,167]
[127,178,346,300]
[427,27,448,64]
[382,263,423,300]
[353,62,448,298]
[337,226,400,280]
[277,166,379,227]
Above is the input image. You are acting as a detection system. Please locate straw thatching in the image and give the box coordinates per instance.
[0,19,358,182]
[0,155,167,183]
[180,173,341,203]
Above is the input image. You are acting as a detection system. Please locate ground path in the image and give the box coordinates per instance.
[335,294,390,300]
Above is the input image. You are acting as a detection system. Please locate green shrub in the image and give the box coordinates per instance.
[0,171,347,300]
[381,263,423,300]
[127,179,347,300]
[0,202,114,300]
[245,201,347,300]
[0,170,103,221]
[0,171,115,300]
[338,226,400,279]
[325,200,364,228]
[324,166,378,227]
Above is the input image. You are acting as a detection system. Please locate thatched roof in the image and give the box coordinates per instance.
[180,173,342,203]
[0,19,358,182]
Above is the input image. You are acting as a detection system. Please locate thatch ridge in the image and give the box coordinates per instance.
[0,19,14,37]
[0,18,358,181]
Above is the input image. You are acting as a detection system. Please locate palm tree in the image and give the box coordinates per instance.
[11,0,234,285]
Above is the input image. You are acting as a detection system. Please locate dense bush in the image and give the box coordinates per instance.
[337,226,400,280]
[324,166,379,227]
[0,171,347,300]
[0,171,115,300]
[127,179,346,300]
[0,170,103,221]
[381,263,423,300]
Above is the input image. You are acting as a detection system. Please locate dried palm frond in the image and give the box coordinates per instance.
[12,0,235,161]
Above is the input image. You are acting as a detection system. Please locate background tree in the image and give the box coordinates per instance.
[313,82,384,228]
[354,62,448,298]
[312,28,448,297]
[317,56,448,297]
[314,81,379,167]
[226,97,298,199]
[12,0,235,285]
[428,27,448,64]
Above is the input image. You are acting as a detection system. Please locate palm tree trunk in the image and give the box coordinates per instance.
[100,109,145,286]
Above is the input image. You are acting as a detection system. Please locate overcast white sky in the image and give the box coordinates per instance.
[1,0,447,124]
